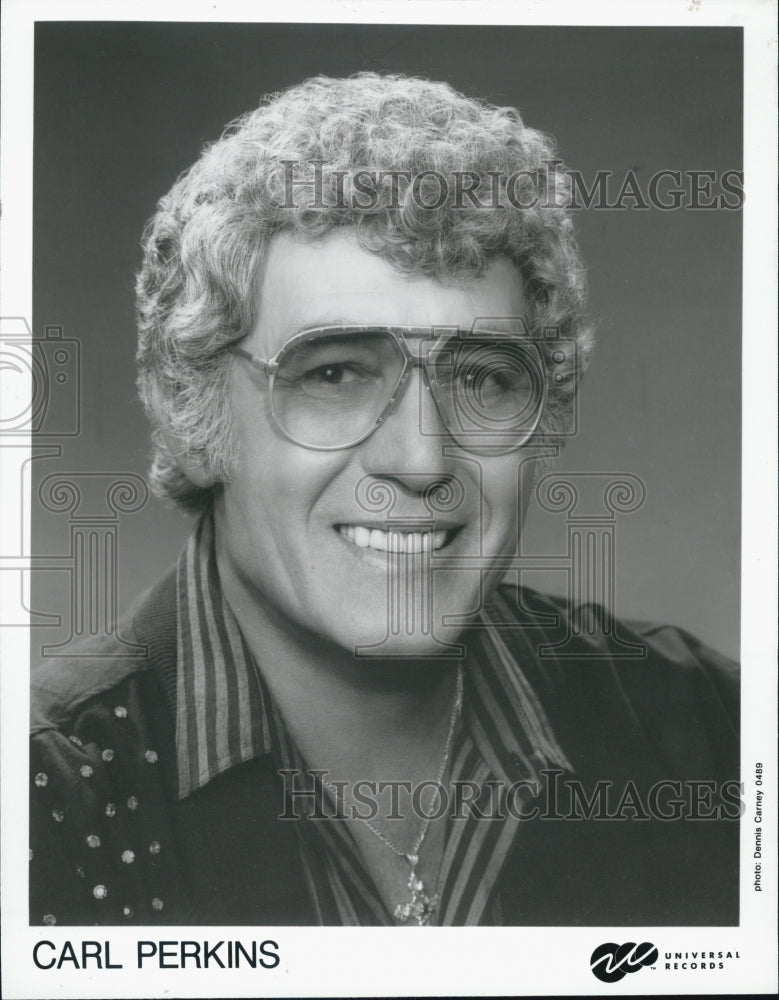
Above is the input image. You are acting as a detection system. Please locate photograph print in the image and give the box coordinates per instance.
[26,21,742,929]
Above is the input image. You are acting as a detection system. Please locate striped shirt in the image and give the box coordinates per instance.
[175,514,572,926]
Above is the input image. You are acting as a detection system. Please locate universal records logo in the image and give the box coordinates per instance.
[590,942,659,983]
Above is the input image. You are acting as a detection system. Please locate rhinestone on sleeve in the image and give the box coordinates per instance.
[52,809,65,823]
[86,834,101,848]
[151,897,164,912]
[121,850,135,864]
[123,905,134,918]
[80,764,94,778]
[127,795,139,811]
[102,748,115,762]
[114,706,128,719]
[149,841,161,855]
[144,750,159,764]
[105,802,116,817]
[93,884,108,900]
[34,772,48,788]
[42,914,56,925]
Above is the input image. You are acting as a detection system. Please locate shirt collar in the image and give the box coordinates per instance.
[174,513,273,799]
[464,587,572,787]
[174,515,571,800]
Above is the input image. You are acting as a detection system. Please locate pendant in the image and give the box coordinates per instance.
[393,860,438,926]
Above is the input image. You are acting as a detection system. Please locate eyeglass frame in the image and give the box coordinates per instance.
[229,323,549,453]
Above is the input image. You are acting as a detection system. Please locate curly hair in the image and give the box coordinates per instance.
[136,72,593,513]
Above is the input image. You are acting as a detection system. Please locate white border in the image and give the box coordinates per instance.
[2,1,776,997]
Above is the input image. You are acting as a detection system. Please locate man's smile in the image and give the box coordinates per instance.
[334,523,462,554]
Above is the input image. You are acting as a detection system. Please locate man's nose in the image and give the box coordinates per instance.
[359,365,456,491]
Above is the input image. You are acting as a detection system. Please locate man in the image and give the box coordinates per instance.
[30,73,739,926]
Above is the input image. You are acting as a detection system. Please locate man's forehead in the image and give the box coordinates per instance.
[249,229,526,354]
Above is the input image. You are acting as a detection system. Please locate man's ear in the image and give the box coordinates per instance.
[149,382,216,488]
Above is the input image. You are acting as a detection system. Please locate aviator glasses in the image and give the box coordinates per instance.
[230,324,547,453]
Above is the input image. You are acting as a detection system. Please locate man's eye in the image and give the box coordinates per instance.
[289,361,380,400]
[455,365,516,393]
[305,363,366,386]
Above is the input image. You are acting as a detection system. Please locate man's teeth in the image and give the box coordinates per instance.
[338,525,449,553]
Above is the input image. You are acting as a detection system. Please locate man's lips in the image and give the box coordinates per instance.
[334,523,462,554]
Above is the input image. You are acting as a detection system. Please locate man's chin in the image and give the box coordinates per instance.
[321,574,487,660]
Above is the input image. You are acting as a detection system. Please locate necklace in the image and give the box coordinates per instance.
[323,664,464,926]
